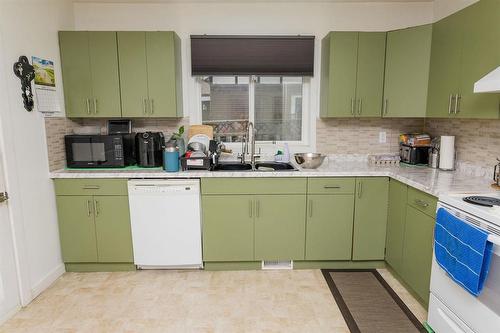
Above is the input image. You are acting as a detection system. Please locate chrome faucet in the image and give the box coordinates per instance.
[239,121,257,168]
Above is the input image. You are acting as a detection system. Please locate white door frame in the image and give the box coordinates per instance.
[0,27,31,320]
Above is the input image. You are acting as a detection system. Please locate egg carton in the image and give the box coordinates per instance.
[368,154,401,166]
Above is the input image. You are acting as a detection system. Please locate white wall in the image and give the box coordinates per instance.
[74,1,434,150]
[0,0,73,305]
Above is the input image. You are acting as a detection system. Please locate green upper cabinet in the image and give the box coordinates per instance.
[59,31,121,118]
[355,32,386,117]
[427,0,500,119]
[385,180,407,273]
[305,194,354,260]
[320,32,358,118]
[383,25,432,118]
[352,177,389,261]
[457,0,500,118]
[118,31,183,118]
[320,32,386,118]
[254,195,306,261]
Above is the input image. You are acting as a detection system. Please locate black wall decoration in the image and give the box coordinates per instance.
[13,56,35,112]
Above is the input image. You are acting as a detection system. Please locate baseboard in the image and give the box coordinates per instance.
[29,263,65,301]
[0,305,21,326]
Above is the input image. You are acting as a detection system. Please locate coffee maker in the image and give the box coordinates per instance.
[135,132,165,167]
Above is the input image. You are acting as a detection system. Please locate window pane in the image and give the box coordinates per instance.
[201,76,249,142]
[254,76,302,141]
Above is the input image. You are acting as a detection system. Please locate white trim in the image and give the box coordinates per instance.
[30,263,65,300]
[0,305,21,326]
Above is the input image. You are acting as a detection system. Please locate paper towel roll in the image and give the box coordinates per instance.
[439,136,455,170]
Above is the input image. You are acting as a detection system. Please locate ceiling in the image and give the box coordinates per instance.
[73,0,434,3]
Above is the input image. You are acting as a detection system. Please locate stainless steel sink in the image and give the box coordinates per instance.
[255,162,297,171]
[212,163,253,171]
[212,162,297,172]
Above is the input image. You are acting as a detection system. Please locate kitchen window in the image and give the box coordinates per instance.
[200,76,307,145]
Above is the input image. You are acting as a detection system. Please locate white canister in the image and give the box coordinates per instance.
[439,136,455,170]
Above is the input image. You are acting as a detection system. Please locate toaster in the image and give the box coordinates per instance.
[400,144,429,165]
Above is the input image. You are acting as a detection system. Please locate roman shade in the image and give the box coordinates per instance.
[191,35,315,76]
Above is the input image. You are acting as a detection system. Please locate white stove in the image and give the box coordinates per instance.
[439,192,500,228]
[428,191,500,333]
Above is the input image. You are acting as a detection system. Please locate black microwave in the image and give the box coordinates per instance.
[65,134,135,168]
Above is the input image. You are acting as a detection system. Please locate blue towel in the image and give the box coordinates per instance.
[434,208,493,296]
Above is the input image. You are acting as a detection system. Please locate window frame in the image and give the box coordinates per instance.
[195,75,310,153]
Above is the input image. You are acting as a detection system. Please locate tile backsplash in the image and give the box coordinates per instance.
[316,118,424,155]
[44,117,188,171]
[424,118,500,178]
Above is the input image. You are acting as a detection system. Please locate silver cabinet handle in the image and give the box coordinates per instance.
[93,98,98,114]
[415,199,429,208]
[94,200,100,217]
[86,200,92,217]
[324,186,341,189]
[82,185,100,190]
[358,99,362,115]
[455,94,461,114]
[150,99,154,114]
[357,181,363,199]
[350,98,355,115]
[448,94,454,114]
[249,200,253,218]
[256,200,260,218]
[383,99,388,115]
[85,98,91,114]
[308,199,313,218]
[143,98,147,114]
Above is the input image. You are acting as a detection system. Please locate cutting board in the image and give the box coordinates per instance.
[188,125,214,140]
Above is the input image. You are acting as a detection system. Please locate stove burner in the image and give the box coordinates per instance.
[463,196,500,207]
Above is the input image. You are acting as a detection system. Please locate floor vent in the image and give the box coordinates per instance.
[261,260,293,270]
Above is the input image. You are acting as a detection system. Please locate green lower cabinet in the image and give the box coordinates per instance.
[305,194,354,260]
[352,177,389,260]
[55,184,134,270]
[94,196,133,262]
[202,195,254,262]
[385,180,408,273]
[56,195,98,263]
[254,195,306,260]
[402,206,435,304]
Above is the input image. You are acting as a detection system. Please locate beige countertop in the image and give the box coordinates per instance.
[50,159,496,198]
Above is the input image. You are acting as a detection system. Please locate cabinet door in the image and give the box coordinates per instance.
[426,11,464,118]
[94,196,133,263]
[59,31,92,117]
[305,194,354,260]
[88,32,121,118]
[383,25,432,118]
[355,32,386,117]
[322,32,358,118]
[202,195,254,261]
[402,206,435,305]
[56,196,97,262]
[117,32,149,118]
[352,177,389,260]
[254,195,306,260]
[385,180,407,274]
[457,0,500,119]
[146,32,182,118]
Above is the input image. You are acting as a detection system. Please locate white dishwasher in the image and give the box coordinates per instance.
[128,179,203,269]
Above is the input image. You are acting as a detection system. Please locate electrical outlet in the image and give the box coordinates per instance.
[379,131,387,144]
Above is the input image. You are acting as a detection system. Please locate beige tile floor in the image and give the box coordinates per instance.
[0,268,426,333]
